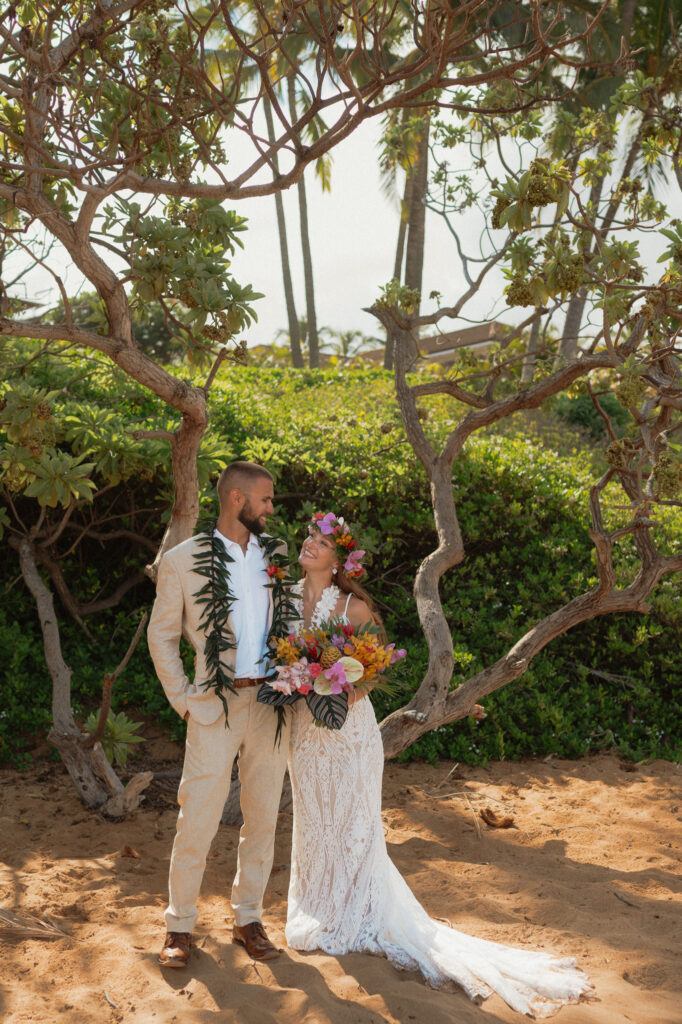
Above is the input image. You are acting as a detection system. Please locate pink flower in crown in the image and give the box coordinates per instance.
[344,548,365,574]
[316,512,338,536]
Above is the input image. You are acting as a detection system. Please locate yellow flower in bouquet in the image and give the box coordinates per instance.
[343,634,394,682]
[274,636,300,666]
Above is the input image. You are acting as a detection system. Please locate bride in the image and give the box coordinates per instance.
[285,512,593,1019]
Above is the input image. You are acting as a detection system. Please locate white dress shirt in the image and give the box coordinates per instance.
[215,529,270,678]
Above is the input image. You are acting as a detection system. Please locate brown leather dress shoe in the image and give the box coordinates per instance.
[159,931,191,968]
[232,921,281,960]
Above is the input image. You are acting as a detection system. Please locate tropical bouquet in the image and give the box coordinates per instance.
[257,619,406,729]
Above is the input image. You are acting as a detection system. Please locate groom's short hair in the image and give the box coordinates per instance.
[218,461,273,504]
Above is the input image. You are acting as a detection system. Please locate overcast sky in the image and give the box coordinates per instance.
[10,117,511,349]
[11,115,674,352]
[227,119,510,348]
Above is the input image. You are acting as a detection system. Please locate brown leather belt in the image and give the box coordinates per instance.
[233,676,269,689]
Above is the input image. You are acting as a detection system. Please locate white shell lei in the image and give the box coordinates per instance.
[291,579,341,629]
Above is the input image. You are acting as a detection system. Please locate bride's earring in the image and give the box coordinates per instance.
[332,568,338,576]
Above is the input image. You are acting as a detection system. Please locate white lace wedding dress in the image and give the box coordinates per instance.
[286,586,592,1018]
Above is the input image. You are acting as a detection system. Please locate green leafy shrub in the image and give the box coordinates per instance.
[554,392,630,441]
[1,352,680,767]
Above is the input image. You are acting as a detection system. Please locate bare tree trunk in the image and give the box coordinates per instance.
[621,0,637,42]
[298,174,320,368]
[384,171,413,372]
[557,129,643,368]
[403,118,430,326]
[393,172,413,285]
[148,413,207,577]
[556,170,609,367]
[263,96,304,368]
[288,74,320,369]
[11,538,152,815]
[379,562,673,757]
[372,315,682,761]
[521,316,542,383]
[558,286,587,363]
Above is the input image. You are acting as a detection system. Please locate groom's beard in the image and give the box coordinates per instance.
[238,501,265,536]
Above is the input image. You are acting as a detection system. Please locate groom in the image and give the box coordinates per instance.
[147,461,290,967]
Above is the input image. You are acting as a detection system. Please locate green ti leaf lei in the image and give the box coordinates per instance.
[259,532,300,661]
[192,523,238,726]
[258,532,301,744]
[191,522,299,734]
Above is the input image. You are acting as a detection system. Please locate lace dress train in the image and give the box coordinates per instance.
[286,697,592,1019]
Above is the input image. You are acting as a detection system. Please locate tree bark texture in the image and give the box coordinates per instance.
[521,316,542,383]
[263,96,304,369]
[288,74,320,369]
[558,287,587,362]
[374,320,682,760]
[12,537,152,814]
[403,118,430,328]
[384,171,414,372]
[149,413,207,577]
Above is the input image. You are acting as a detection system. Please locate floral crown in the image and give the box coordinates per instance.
[309,512,366,579]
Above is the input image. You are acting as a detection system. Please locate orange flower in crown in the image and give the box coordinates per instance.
[309,512,366,579]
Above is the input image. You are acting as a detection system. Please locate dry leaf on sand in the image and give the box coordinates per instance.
[0,909,70,941]
[480,807,515,828]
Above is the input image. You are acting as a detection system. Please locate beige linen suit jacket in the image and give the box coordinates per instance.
[147,532,286,726]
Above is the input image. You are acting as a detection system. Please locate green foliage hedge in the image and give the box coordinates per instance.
[1,357,680,766]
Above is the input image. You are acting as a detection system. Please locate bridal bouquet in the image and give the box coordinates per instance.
[257,620,406,730]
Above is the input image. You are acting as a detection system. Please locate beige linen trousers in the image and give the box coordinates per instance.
[147,533,290,933]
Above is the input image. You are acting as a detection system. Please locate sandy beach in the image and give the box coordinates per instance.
[1,737,680,1024]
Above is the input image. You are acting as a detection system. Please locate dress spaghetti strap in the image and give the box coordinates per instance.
[342,591,352,619]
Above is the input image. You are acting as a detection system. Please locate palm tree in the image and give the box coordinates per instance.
[263,96,304,368]
[257,11,336,370]
[403,115,430,323]
[287,72,321,368]
[379,110,431,370]
[320,328,381,365]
